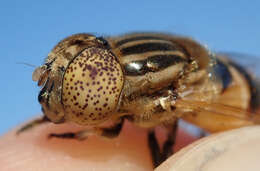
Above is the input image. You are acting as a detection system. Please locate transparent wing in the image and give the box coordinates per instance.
[176,99,260,133]
[217,52,260,77]
[177,53,260,133]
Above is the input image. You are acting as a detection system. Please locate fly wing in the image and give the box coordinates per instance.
[175,99,260,133]
[217,52,260,77]
[176,52,260,133]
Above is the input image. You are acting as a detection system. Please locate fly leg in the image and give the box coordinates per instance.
[48,119,124,140]
[147,121,178,168]
[141,93,178,168]
[148,130,162,168]
[161,121,178,162]
[17,116,50,135]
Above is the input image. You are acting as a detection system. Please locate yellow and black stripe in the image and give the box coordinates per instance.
[110,33,189,76]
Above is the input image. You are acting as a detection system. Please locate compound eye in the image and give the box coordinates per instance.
[62,47,124,125]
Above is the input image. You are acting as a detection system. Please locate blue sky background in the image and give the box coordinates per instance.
[0,1,259,134]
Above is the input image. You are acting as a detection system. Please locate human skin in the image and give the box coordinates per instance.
[156,126,260,171]
[0,119,197,171]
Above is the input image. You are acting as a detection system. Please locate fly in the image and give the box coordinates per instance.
[17,32,260,168]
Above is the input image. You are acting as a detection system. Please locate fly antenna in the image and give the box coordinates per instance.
[16,62,37,68]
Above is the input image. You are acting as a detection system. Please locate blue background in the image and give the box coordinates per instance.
[0,1,259,134]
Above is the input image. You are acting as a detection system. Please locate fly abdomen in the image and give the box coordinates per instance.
[209,59,233,92]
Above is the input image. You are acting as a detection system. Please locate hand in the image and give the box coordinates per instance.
[0,119,197,171]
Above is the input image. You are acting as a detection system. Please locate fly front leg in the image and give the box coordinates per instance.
[49,118,124,140]
[17,116,50,135]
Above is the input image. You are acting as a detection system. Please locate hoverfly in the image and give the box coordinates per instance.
[17,32,260,168]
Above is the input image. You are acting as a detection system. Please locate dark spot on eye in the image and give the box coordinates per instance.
[79,62,83,68]
[82,104,88,110]
[97,86,103,91]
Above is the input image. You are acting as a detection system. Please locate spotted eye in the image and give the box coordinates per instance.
[62,47,124,125]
